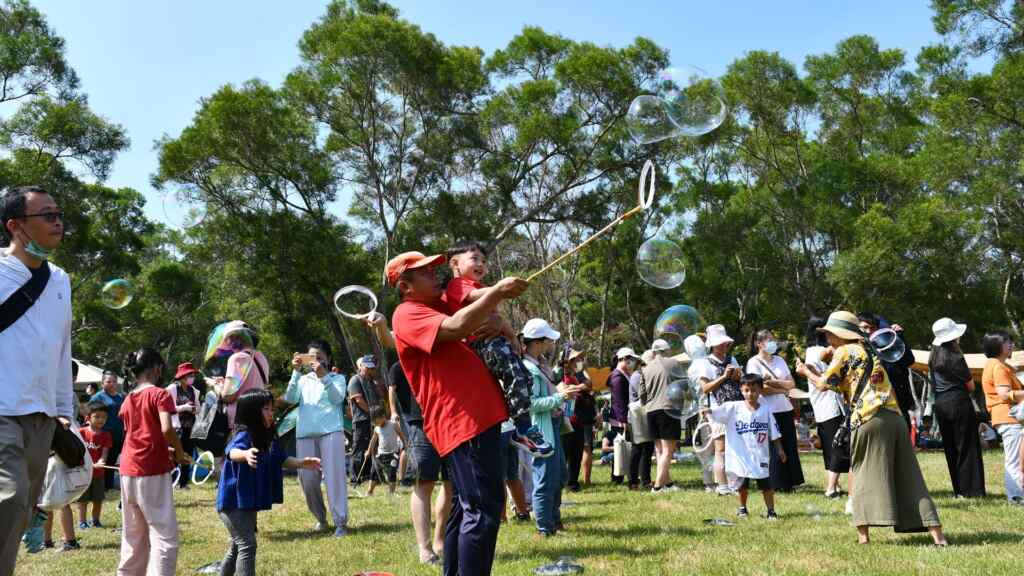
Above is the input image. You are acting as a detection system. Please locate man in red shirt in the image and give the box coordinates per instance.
[387,251,528,576]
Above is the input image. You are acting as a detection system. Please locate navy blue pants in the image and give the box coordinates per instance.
[444,424,503,576]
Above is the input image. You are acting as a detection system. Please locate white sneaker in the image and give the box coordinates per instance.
[716,485,732,496]
[844,497,853,515]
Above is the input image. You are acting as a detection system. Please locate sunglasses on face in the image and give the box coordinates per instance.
[19,211,65,224]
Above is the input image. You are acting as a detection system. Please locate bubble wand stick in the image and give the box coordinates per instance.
[526,160,656,282]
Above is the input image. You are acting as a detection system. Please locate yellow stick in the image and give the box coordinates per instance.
[526,204,644,282]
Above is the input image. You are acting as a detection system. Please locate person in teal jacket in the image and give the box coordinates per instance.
[520,318,583,536]
[283,339,349,537]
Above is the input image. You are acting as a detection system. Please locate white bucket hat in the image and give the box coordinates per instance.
[616,347,641,362]
[704,324,734,348]
[932,317,967,346]
[521,318,561,341]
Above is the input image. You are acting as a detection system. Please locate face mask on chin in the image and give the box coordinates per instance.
[16,228,55,260]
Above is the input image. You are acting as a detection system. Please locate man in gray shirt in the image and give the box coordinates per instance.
[347,355,379,483]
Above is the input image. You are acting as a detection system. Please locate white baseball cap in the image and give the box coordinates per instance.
[521,318,561,341]
[616,347,641,361]
[651,339,672,352]
[931,317,967,346]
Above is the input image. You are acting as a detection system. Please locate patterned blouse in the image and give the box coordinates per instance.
[821,343,901,425]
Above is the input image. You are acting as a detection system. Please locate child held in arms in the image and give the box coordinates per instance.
[707,373,786,520]
[445,240,552,459]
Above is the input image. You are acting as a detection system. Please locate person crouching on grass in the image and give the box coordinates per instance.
[217,389,321,576]
[388,251,529,576]
[707,374,785,520]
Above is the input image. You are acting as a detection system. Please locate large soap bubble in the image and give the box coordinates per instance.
[653,305,705,353]
[625,94,679,145]
[655,66,727,137]
[101,279,135,309]
[636,237,685,289]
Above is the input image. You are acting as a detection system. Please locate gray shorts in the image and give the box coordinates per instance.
[405,421,447,482]
[78,476,106,503]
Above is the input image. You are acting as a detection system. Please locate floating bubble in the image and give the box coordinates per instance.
[655,66,727,137]
[625,95,679,145]
[160,190,207,231]
[653,305,705,354]
[636,237,686,289]
[191,450,215,485]
[869,328,906,363]
[101,279,135,309]
[333,285,378,319]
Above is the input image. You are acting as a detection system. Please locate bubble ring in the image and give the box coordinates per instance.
[638,159,655,209]
[333,285,378,319]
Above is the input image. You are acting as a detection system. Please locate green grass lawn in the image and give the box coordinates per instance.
[15,449,1023,575]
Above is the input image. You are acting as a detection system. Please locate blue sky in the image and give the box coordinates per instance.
[33,0,977,228]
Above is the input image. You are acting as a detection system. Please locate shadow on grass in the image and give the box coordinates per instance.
[262,521,397,541]
[495,537,689,563]
[878,530,1024,547]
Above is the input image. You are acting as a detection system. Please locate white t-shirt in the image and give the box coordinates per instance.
[745,355,795,414]
[805,346,842,423]
[375,421,401,455]
[710,400,781,479]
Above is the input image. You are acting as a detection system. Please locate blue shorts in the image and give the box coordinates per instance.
[499,430,520,481]
[406,420,448,482]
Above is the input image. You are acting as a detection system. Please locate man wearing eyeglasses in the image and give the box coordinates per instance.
[0,185,74,575]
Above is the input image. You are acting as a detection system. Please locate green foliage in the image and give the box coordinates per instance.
[9,0,1024,376]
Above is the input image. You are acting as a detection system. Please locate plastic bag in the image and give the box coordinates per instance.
[39,426,93,511]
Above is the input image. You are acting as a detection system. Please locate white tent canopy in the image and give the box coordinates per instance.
[73,360,123,393]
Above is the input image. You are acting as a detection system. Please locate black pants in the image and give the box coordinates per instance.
[564,425,586,489]
[768,411,804,492]
[628,429,653,487]
[351,420,372,483]
[104,432,123,490]
[933,394,986,497]
[444,425,503,576]
[176,428,194,488]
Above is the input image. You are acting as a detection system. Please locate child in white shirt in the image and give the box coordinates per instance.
[366,408,406,495]
[709,374,785,519]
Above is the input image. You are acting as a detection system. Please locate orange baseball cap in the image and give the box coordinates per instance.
[386,251,445,286]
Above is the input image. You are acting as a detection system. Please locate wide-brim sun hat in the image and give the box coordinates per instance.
[817,311,863,341]
[174,362,198,381]
[522,318,561,341]
[704,324,734,348]
[932,317,967,346]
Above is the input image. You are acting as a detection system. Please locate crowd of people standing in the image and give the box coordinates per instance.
[4,184,1024,576]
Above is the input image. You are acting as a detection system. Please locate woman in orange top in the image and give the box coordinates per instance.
[981,331,1024,504]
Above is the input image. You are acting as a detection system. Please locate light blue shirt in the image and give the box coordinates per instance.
[283,370,347,439]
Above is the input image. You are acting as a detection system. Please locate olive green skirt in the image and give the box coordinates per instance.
[851,408,941,532]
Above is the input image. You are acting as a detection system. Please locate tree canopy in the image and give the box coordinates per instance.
[11,0,1024,375]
